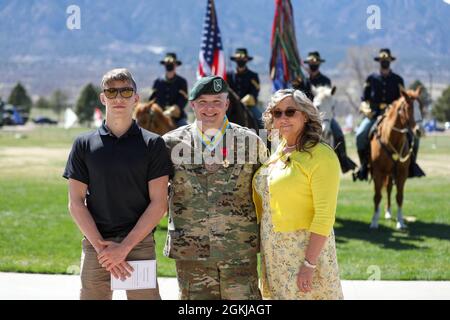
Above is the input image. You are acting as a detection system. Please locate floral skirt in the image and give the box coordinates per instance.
[255,169,344,300]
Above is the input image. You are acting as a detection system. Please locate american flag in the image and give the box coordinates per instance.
[197,0,226,79]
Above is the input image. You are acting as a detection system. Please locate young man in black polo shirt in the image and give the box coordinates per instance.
[63,68,172,300]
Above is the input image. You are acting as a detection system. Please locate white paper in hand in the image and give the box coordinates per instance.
[111,260,156,290]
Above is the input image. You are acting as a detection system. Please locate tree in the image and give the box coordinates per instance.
[35,96,51,110]
[336,46,378,113]
[49,90,69,120]
[8,82,32,112]
[409,80,432,116]
[75,84,102,125]
[432,85,450,122]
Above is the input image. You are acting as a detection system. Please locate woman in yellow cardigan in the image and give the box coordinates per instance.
[253,89,343,299]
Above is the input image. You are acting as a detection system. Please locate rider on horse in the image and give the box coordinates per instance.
[226,48,262,126]
[293,51,355,173]
[354,48,425,181]
[149,52,189,127]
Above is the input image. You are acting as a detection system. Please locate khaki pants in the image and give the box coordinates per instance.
[176,259,261,300]
[80,234,161,300]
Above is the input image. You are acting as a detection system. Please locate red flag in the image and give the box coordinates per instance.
[197,0,226,80]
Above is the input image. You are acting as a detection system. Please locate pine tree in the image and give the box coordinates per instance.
[50,90,69,120]
[8,82,32,112]
[35,96,51,110]
[75,84,102,125]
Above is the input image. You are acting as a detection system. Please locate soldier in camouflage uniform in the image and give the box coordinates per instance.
[163,76,267,300]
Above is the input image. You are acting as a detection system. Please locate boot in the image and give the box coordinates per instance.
[408,162,425,178]
[408,156,426,178]
[335,139,357,173]
[353,149,369,181]
[407,133,425,178]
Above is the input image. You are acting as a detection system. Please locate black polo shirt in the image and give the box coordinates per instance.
[63,120,173,238]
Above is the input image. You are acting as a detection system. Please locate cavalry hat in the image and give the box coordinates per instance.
[304,51,325,64]
[230,48,253,61]
[189,76,228,101]
[374,48,396,61]
[159,52,182,66]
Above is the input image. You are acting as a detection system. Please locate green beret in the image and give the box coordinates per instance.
[188,76,228,101]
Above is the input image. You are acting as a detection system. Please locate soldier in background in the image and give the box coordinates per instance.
[149,53,189,127]
[305,51,331,88]
[306,51,355,173]
[293,51,355,173]
[226,48,262,125]
[163,76,267,300]
[354,48,425,181]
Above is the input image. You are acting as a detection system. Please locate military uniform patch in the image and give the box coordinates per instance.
[213,79,222,92]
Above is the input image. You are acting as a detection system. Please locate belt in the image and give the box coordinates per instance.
[370,103,388,110]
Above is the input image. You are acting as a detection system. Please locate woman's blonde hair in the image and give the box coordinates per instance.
[262,89,322,153]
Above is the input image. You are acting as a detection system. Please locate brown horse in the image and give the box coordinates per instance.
[369,86,422,230]
[134,101,176,136]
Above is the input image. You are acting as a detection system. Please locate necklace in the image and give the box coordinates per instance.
[196,116,230,152]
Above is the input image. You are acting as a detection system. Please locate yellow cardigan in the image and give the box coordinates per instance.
[252,142,340,236]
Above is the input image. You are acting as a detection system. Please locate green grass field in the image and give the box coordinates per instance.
[0,125,449,279]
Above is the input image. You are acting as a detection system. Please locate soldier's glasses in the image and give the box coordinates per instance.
[103,87,135,99]
[272,108,300,119]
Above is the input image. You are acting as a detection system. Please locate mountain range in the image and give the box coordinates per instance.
[0,0,449,101]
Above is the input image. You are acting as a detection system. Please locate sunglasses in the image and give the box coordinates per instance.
[103,87,135,99]
[272,108,300,119]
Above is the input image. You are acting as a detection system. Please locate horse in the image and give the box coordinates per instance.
[134,101,176,136]
[312,85,357,173]
[312,85,336,144]
[369,86,422,230]
[226,88,260,132]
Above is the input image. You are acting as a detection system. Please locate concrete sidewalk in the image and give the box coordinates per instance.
[1,273,449,300]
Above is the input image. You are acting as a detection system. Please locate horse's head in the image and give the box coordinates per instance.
[406,86,425,126]
[312,85,337,121]
[311,86,336,140]
[388,86,423,130]
[134,101,176,135]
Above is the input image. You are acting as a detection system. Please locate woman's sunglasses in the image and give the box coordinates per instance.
[272,108,300,119]
[103,87,135,99]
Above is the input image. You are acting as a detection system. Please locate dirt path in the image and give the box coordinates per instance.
[0,147,69,178]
